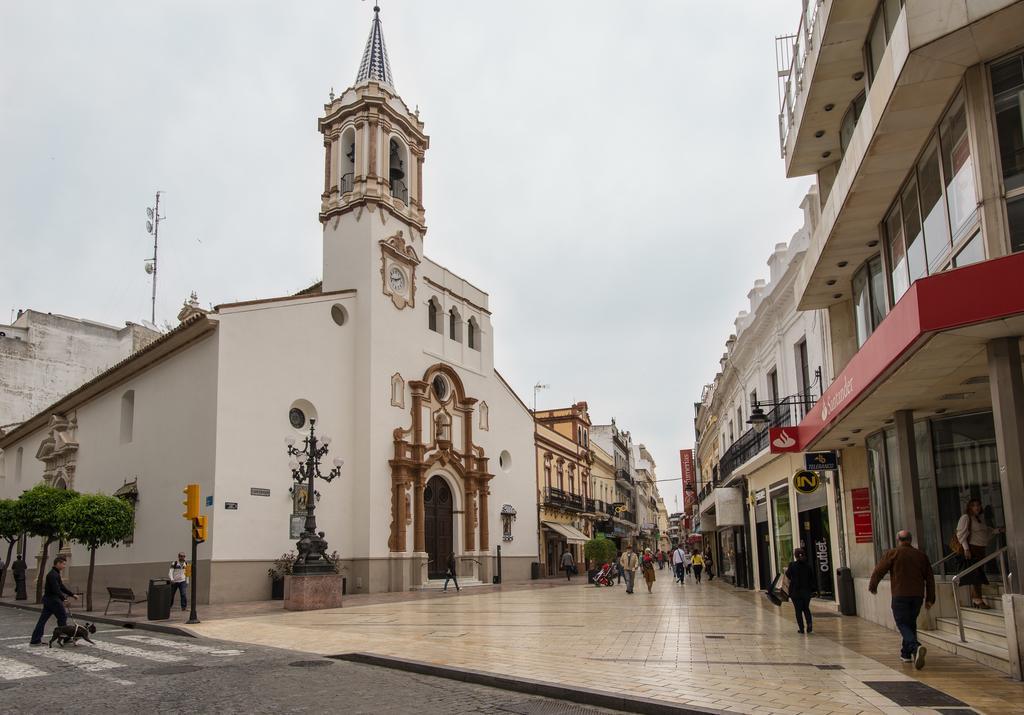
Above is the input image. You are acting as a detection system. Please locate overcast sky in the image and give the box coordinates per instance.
[1,1,812,512]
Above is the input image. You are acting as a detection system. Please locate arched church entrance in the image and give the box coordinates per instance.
[424,475,454,579]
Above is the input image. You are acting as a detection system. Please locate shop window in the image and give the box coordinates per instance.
[866,431,895,560]
[771,489,793,572]
[918,138,950,272]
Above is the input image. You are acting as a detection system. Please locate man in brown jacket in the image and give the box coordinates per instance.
[868,530,935,669]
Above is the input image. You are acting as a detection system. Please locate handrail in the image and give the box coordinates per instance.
[951,546,1009,643]
[931,551,960,576]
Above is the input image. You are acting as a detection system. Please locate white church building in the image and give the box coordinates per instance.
[0,7,538,602]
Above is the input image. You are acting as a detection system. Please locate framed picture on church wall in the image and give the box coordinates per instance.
[290,514,305,540]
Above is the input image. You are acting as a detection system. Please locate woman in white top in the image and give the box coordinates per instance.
[956,499,1004,608]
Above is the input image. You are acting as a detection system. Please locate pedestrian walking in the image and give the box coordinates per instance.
[656,550,665,570]
[443,551,461,592]
[560,549,576,581]
[641,548,657,593]
[684,548,693,578]
[620,545,639,594]
[12,554,28,601]
[785,548,816,634]
[29,555,76,645]
[955,499,1004,608]
[704,549,715,581]
[615,551,624,584]
[868,530,935,669]
[671,544,686,584]
[691,551,704,583]
[169,552,189,611]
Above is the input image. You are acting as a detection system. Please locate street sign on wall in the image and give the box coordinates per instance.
[851,487,873,543]
[804,451,838,471]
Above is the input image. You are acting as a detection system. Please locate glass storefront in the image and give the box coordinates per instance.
[771,488,793,574]
[719,527,736,582]
[797,485,835,599]
[865,412,1005,571]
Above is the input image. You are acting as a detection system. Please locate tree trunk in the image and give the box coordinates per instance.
[0,539,14,598]
[86,546,96,613]
[34,538,52,604]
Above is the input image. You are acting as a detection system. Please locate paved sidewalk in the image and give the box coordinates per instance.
[180,577,1024,715]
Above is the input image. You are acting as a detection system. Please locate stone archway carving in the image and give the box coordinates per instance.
[388,364,494,558]
[35,414,79,490]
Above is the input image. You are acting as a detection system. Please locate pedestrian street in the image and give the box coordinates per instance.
[187,577,1024,715]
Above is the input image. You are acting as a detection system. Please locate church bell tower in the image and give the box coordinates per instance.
[318,5,429,293]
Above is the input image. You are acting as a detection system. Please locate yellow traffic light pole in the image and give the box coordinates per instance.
[182,484,205,624]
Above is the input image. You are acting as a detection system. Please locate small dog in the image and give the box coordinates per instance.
[49,622,96,648]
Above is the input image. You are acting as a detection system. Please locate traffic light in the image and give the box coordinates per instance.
[182,484,200,520]
[192,515,208,544]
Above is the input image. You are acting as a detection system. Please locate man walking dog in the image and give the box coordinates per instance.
[29,555,77,645]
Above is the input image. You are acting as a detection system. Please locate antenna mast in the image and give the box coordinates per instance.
[144,192,164,324]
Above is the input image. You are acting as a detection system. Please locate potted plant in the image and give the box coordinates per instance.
[268,552,296,600]
[326,550,349,596]
[583,536,618,585]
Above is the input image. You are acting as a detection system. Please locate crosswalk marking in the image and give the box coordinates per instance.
[117,634,243,656]
[88,640,186,663]
[0,655,47,681]
[9,643,125,672]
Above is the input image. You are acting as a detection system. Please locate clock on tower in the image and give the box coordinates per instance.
[379,230,419,310]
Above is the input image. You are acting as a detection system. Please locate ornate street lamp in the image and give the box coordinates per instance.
[285,418,344,574]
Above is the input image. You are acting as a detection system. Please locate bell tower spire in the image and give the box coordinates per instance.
[318,4,429,293]
[356,5,394,88]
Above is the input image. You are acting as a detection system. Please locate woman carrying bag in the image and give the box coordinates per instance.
[955,499,1004,608]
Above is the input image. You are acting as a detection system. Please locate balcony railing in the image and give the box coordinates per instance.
[545,487,583,512]
[615,469,633,486]
[776,0,825,157]
[719,399,796,483]
[340,172,353,194]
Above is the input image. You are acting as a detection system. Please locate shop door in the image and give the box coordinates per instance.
[756,521,771,590]
[799,506,835,599]
[424,475,454,579]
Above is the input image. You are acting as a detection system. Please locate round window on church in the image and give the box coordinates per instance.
[288,399,318,431]
[431,375,449,401]
[289,408,306,429]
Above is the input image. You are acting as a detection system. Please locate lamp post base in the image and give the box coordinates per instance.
[283,573,343,611]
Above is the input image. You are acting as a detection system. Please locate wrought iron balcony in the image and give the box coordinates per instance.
[718,399,794,483]
[544,487,584,512]
[615,469,633,487]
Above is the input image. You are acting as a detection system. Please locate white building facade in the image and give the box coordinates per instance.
[0,7,538,602]
[694,188,843,594]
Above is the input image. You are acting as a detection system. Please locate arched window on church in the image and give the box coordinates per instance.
[467,317,480,351]
[448,308,462,343]
[340,126,356,194]
[389,138,408,203]
[428,297,442,334]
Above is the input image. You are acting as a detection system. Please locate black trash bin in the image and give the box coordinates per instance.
[836,567,857,616]
[147,578,173,621]
[530,562,540,580]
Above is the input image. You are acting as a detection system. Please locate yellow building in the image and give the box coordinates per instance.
[534,402,593,576]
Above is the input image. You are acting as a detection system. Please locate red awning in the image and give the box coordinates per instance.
[792,252,1024,450]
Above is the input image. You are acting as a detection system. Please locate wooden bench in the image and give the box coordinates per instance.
[104,586,146,616]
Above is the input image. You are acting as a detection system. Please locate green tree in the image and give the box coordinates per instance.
[0,499,24,598]
[583,536,618,570]
[56,494,135,612]
[17,484,78,603]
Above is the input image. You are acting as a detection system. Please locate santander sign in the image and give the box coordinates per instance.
[819,375,854,423]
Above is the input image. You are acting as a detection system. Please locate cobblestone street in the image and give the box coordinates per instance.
[0,608,619,714]
[184,578,1024,714]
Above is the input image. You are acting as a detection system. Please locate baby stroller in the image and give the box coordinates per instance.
[594,562,617,587]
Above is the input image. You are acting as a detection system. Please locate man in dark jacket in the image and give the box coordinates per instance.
[12,554,28,600]
[869,530,935,669]
[29,555,77,645]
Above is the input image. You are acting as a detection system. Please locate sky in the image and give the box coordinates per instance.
[0,0,812,513]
